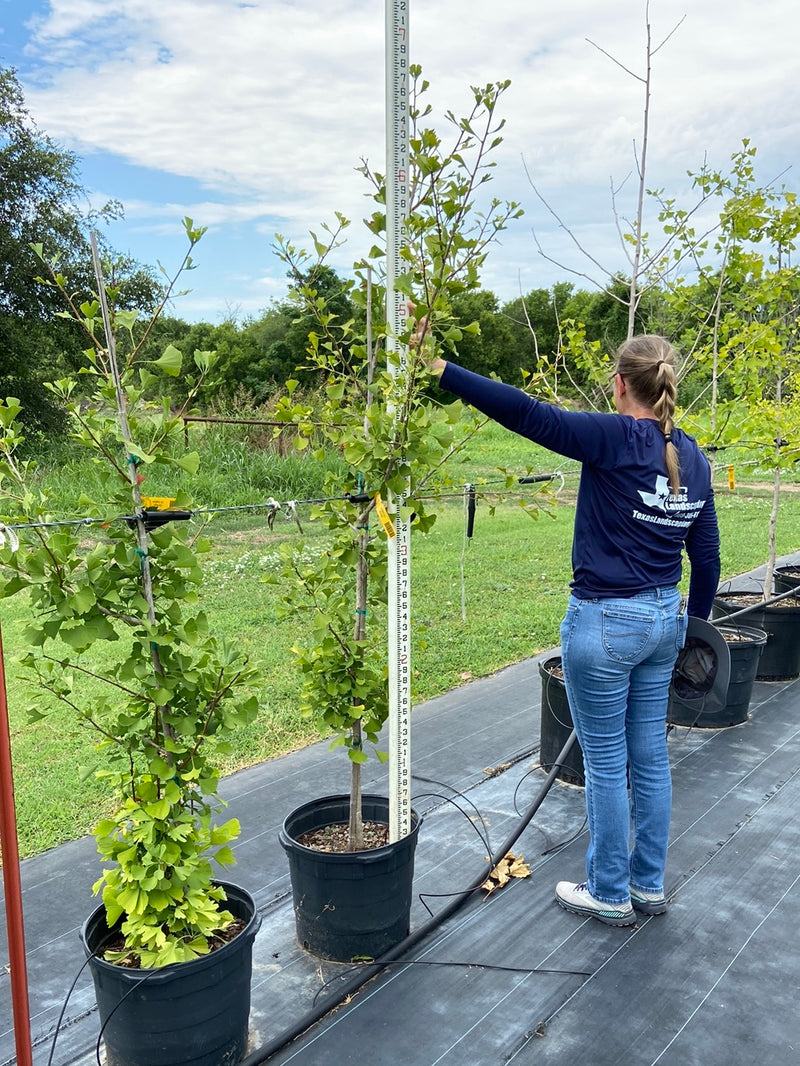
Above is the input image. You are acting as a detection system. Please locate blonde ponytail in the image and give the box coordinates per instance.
[615,335,681,496]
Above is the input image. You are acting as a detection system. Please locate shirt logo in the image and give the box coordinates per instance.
[634,474,705,529]
[638,474,686,513]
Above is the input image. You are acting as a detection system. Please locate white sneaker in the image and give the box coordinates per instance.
[629,885,667,915]
[555,881,636,926]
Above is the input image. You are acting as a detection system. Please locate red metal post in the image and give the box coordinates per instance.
[0,623,33,1066]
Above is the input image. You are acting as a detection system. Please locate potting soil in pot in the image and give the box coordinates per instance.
[280,794,420,962]
[81,883,260,1066]
[712,592,800,680]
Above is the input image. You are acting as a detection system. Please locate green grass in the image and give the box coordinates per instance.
[3,420,799,858]
[30,419,347,513]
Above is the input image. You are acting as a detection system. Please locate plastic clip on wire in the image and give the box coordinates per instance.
[518,473,555,485]
[518,471,566,498]
[0,524,19,552]
[145,510,192,532]
[125,510,192,533]
[266,498,281,531]
[465,484,476,539]
[285,500,303,534]
[266,498,303,534]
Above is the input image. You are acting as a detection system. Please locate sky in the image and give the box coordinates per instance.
[1,0,798,324]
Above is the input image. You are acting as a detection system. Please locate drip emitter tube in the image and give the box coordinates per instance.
[239,729,578,1066]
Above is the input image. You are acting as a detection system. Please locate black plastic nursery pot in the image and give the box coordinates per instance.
[81,882,260,1066]
[279,794,421,962]
[538,656,585,787]
[712,591,800,681]
[772,564,800,595]
[668,624,768,728]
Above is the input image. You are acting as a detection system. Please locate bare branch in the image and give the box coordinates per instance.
[610,173,636,269]
[522,155,614,284]
[652,15,688,57]
[585,37,645,83]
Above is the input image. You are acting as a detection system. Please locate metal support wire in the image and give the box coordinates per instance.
[13,458,787,541]
[0,493,365,535]
[0,469,571,538]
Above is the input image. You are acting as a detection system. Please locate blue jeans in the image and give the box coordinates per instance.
[559,588,687,905]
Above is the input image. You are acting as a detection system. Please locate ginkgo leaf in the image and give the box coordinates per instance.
[508,854,532,878]
[481,850,531,895]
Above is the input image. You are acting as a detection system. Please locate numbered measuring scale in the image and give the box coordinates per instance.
[384,0,413,843]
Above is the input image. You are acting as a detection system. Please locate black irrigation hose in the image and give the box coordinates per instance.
[236,580,791,1066]
[238,728,578,1066]
[710,583,800,625]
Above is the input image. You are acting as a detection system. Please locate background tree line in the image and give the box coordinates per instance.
[0,67,165,440]
[3,64,797,450]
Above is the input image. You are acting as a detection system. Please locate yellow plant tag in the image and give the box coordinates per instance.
[374,493,396,539]
[141,496,176,511]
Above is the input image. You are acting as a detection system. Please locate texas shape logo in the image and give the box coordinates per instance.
[638,474,686,513]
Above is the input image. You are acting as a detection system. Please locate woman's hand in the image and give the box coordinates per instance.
[407,302,447,376]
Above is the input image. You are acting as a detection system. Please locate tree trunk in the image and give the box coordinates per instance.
[348,725,363,851]
[765,462,780,600]
[348,501,371,851]
[626,15,652,341]
[763,371,784,600]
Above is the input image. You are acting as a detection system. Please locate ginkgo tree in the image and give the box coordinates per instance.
[0,221,261,967]
[269,68,526,850]
[661,142,800,596]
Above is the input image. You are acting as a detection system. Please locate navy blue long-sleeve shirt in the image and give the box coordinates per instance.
[440,361,721,619]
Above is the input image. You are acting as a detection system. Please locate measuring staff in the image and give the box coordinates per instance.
[385,0,412,842]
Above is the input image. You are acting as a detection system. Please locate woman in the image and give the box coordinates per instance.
[428,334,720,926]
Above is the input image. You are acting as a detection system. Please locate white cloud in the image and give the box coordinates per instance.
[11,0,799,315]
[26,2,384,200]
